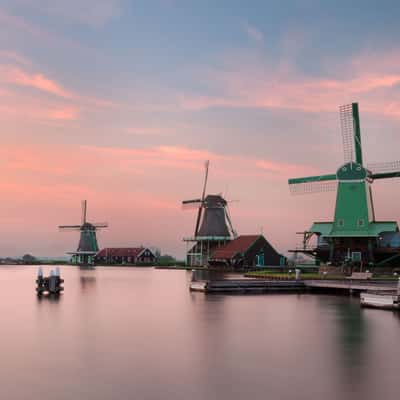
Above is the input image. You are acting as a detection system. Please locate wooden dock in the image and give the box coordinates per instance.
[305,279,398,293]
[190,278,398,294]
[190,279,305,293]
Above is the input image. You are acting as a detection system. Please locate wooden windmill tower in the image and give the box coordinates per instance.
[59,200,108,265]
[182,161,236,266]
[289,103,400,267]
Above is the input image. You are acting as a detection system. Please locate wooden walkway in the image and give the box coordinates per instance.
[190,279,305,293]
[305,280,397,293]
[190,278,397,294]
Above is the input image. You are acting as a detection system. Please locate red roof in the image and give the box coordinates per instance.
[211,235,260,259]
[96,247,145,258]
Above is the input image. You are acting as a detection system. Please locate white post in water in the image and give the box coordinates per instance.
[397,277,400,296]
[37,267,43,278]
[295,269,301,281]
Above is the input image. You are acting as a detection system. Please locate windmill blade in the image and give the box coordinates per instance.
[81,200,87,225]
[182,199,203,210]
[289,173,336,194]
[93,222,108,228]
[368,160,400,174]
[289,180,338,195]
[182,199,202,204]
[194,160,210,236]
[201,160,210,202]
[59,225,81,231]
[225,204,237,238]
[340,103,356,164]
[289,173,337,185]
[194,207,203,237]
[372,171,400,180]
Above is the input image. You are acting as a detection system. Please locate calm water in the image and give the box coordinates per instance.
[0,266,398,400]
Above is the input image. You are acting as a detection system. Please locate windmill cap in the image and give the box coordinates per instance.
[336,162,368,181]
[204,194,227,207]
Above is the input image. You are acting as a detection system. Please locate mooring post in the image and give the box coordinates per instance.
[295,269,301,281]
[397,277,400,296]
[36,267,44,295]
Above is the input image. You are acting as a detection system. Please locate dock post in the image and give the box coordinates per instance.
[36,267,44,295]
[295,269,301,281]
[397,277,400,296]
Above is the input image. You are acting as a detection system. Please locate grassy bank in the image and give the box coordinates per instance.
[245,270,399,281]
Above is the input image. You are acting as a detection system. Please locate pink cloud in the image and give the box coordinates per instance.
[184,48,400,117]
[8,66,72,98]
[0,97,79,121]
[256,160,320,178]
[0,60,117,122]
[4,142,397,258]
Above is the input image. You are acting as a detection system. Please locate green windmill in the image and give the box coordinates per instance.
[59,200,108,265]
[289,103,400,266]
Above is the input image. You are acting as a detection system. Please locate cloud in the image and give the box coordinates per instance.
[182,48,400,118]
[0,142,337,257]
[243,23,264,43]
[0,58,118,123]
[1,65,72,98]
[0,99,79,121]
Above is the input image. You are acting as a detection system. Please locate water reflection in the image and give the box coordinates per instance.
[80,276,97,292]
[0,267,399,400]
[36,293,62,304]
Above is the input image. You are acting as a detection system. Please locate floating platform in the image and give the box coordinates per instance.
[305,279,398,294]
[190,279,305,293]
[190,276,399,295]
[360,291,400,310]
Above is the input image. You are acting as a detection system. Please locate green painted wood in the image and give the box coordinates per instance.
[372,171,400,180]
[330,181,373,235]
[352,103,363,166]
[336,162,367,181]
[288,173,337,185]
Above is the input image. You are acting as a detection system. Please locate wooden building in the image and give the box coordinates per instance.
[208,235,285,269]
[95,247,156,265]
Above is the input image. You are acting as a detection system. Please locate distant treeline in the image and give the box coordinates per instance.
[0,254,67,265]
[0,253,185,267]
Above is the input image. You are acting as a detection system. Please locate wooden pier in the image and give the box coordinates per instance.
[305,279,398,294]
[190,278,398,294]
[190,279,305,293]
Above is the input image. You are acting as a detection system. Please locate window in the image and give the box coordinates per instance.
[337,219,344,227]
[357,218,365,227]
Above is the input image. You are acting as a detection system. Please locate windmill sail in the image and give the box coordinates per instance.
[194,160,209,237]
[289,180,337,195]
[81,200,87,225]
[368,160,400,179]
[340,103,356,164]
[288,173,337,195]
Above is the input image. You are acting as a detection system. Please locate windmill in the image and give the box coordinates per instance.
[59,200,108,265]
[288,102,400,267]
[182,161,236,266]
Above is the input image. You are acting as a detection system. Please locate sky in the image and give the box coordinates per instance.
[1,0,400,258]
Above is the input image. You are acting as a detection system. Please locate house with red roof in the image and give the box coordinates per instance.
[95,247,157,265]
[209,235,285,269]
